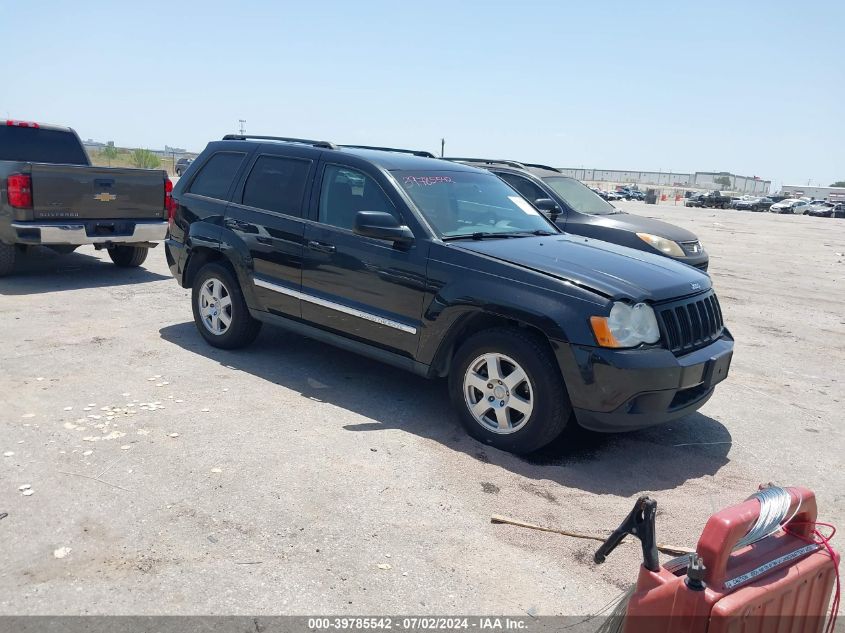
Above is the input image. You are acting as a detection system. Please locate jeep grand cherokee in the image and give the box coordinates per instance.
[165,136,733,454]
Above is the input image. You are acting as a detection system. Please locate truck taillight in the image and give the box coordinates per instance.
[7,173,33,208]
[165,177,176,222]
[5,120,39,128]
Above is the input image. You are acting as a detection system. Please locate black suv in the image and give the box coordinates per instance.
[165,136,733,454]
[447,160,708,271]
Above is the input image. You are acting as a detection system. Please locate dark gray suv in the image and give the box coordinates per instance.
[447,159,709,271]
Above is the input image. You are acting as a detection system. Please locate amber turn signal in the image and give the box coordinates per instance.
[590,316,622,348]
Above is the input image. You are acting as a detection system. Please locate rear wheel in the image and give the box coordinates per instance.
[191,263,261,349]
[108,245,149,267]
[0,242,15,277]
[449,328,571,454]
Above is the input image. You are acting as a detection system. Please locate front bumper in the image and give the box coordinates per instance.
[11,220,168,246]
[555,332,733,432]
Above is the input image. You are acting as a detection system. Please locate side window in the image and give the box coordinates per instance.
[188,152,246,200]
[498,173,547,204]
[318,165,396,230]
[241,155,311,216]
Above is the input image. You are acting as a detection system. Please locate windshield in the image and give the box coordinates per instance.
[541,176,618,215]
[0,127,89,164]
[395,170,557,238]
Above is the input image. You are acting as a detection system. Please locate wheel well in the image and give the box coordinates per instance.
[430,312,556,378]
[183,248,230,288]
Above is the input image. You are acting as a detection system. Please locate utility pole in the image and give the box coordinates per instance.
[238,119,246,136]
[440,138,445,158]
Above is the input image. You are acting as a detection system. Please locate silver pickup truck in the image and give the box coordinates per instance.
[0,120,173,276]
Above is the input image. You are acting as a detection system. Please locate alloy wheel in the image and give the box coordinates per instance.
[463,353,534,434]
[198,277,233,335]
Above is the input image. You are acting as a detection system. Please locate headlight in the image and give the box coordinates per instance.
[636,233,685,257]
[590,302,661,348]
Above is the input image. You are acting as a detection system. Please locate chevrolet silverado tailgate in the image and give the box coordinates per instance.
[30,164,167,221]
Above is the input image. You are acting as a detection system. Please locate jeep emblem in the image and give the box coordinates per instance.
[691,282,701,290]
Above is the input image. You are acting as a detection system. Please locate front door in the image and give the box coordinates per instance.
[300,163,427,357]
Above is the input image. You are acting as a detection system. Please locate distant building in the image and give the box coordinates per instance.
[780,185,845,201]
[557,168,771,195]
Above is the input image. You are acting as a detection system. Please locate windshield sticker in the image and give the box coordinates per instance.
[403,175,453,187]
[509,196,540,216]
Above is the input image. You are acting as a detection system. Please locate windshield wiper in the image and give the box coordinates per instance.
[443,230,556,241]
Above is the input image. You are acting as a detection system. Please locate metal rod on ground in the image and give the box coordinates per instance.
[490,514,694,557]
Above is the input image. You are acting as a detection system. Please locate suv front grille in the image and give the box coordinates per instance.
[656,291,724,354]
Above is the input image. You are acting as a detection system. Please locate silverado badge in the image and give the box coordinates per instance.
[93,192,117,202]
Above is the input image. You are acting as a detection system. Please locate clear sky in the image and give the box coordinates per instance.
[1,0,842,188]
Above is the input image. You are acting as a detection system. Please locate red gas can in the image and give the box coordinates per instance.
[621,487,838,633]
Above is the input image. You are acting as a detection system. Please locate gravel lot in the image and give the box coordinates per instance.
[1,202,843,616]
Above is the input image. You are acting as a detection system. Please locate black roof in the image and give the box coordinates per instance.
[339,147,479,172]
[218,135,481,172]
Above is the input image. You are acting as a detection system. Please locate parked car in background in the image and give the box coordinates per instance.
[803,200,830,215]
[806,202,836,217]
[770,199,810,214]
[175,157,193,176]
[697,191,733,209]
[166,136,731,454]
[618,187,645,201]
[604,190,625,201]
[0,120,173,276]
[685,193,704,208]
[445,158,709,270]
[734,197,774,212]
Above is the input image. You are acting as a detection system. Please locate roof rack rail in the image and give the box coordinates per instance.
[443,157,527,169]
[339,144,436,158]
[522,163,562,173]
[222,134,337,149]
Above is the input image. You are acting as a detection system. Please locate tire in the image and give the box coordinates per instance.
[108,245,149,267]
[176,169,182,177]
[191,262,261,349]
[0,242,15,277]
[449,327,571,454]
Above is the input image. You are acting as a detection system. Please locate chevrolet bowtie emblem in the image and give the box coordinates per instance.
[93,192,117,202]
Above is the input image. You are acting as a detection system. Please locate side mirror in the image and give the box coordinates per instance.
[534,198,559,213]
[353,211,414,243]
[534,198,562,222]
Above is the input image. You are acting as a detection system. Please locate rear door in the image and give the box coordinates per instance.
[224,145,318,319]
[299,161,426,357]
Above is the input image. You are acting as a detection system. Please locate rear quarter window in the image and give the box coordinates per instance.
[188,152,247,200]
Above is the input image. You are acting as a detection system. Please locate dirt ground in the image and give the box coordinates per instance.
[1,201,843,616]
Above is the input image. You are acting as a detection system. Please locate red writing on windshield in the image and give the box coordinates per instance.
[403,175,453,187]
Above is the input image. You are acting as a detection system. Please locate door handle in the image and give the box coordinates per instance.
[224,218,250,230]
[307,240,336,254]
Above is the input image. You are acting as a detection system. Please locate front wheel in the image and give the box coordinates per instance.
[191,263,261,349]
[449,328,571,454]
[108,245,149,267]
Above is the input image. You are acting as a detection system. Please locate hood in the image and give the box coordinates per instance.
[454,234,710,302]
[592,211,699,242]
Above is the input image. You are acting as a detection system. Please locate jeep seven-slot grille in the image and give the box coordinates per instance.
[657,291,724,354]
